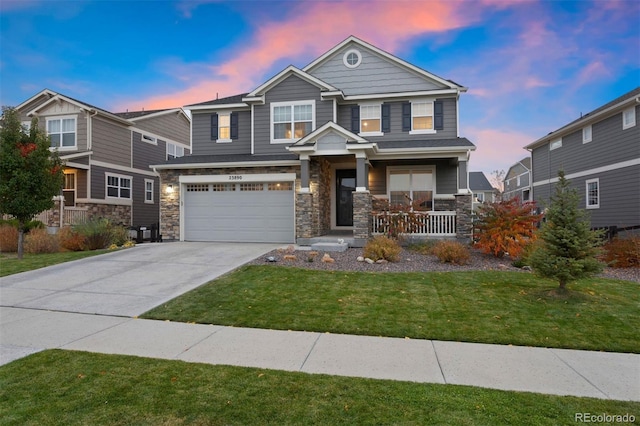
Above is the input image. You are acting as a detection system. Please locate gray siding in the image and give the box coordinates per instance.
[77,169,88,199]
[132,132,167,170]
[132,176,160,227]
[337,98,457,141]
[134,113,190,145]
[308,44,444,96]
[254,75,333,155]
[368,159,458,196]
[91,116,131,167]
[191,110,251,155]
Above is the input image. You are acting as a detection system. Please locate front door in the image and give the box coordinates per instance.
[336,169,356,227]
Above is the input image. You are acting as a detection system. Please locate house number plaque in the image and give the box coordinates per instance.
[228,175,243,181]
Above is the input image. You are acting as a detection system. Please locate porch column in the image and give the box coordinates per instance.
[355,156,368,191]
[454,193,473,241]
[352,191,372,247]
[300,157,310,192]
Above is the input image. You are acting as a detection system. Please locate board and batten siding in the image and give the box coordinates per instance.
[337,98,457,141]
[134,113,190,145]
[308,45,444,96]
[368,159,458,196]
[254,75,333,155]
[91,116,132,167]
[191,110,252,155]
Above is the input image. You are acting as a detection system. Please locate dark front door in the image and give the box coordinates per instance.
[336,169,356,226]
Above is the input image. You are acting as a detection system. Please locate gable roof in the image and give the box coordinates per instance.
[525,86,640,150]
[185,93,249,108]
[244,65,337,101]
[469,172,494,191]
[114,108,191,123]
[304,36,466,92]
[25,91,131,125]
[289,121,368,147]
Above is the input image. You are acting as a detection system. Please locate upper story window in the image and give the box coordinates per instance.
[271,100,315,143]
[586,178,599,209]
[343,49,362,68]
[549,138,562,150]
[167,142,184,160]
[623,106,636,130]
[46,116,76,150]
[411,101,434,134]
[106,173,131,199]
[218,113,231,141]
[211,112,238,143]
[360,104,382,135]
[582,125,592,143]
[141,134,157,144]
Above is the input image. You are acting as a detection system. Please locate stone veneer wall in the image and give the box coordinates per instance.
[352,191,372,245]
[295,158,331,240]
[159,166,300,241]
[76,202,132,226]
[454,194,473,241]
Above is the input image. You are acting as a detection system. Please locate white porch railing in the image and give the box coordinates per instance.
[64,207,88,225]
[372,210,457,237]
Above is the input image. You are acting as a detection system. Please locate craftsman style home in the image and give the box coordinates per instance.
[525,87,640,234]
[154,36,476,245]
[15,89,190,228]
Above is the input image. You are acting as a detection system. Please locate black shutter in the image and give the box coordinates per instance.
[402,102,411,132]
[351,105,360,133]
[210,113,218,140]
[230,112,239,139]
[381,104,390,133]
[434,100,444,130]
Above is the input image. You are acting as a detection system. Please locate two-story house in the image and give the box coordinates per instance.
[525,87,640,234]
[153,36,476,246]
[15,89,191,228]
[469,171,496,210]
[503,157,532,203]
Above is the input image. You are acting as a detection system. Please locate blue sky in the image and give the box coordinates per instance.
[1,0,638,181]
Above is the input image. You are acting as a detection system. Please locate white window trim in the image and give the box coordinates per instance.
[166,142,185,160]
[386,165,437,211]
[358,103,383,137]
[216,112,232,143]
[585,178,600,209]
[582,125,592,143]
[409,99,437,135]
[270,100,316,144]
[343,49,362,69]
[622,106,636,130]
[21,121,31,133]
[141,133,157,145]
[105,172,132,200]
[144,179,154,204]
[549,138,562,150]
[46,115,77,151]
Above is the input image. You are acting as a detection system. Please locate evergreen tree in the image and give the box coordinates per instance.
[529,170,604,291]
[0,107,64,259]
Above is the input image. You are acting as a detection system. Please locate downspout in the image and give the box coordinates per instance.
[87,109,98,200]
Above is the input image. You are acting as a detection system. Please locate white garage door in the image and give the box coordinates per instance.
[184,181,295,243]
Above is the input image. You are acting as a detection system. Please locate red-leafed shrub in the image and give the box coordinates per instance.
[58,226,87,251]
[431,240,470,265]
[474,198,542,259]
[0,224,19,253]
[602,237,640,268]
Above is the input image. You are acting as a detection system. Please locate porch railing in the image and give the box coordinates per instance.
[64,207,88,225]
[372,210,457,237]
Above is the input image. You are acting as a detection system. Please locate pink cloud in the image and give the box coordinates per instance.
[573,60,611,88]
[464,126,535,176]
[118,0,487,110]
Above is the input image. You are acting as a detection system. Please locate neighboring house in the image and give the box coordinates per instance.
[469,171,495,210]
[503,157,532,203]
[153,36,476,246]
[15,89,191,228]
[525,87,640,233]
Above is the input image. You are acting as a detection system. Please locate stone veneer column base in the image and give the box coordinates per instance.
[296,192,316,241]
[352,191,372,246]
[454,193,473,241]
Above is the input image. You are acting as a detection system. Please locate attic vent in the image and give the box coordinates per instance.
[343,49,362,69]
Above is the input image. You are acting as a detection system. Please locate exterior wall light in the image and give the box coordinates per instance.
[166,184,174,193]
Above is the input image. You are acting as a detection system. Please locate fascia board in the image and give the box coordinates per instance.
[128,108,191,123]
[28,95,132,126]
[15,89,58,111]
[342,89,461,102]
[246,66,336,97]
[151,160,300,170]
[186,103,250,111]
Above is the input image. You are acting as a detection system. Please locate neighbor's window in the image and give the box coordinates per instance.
[218,113,231,141]
[586,178,599,209]
[106,173,132,199]
[388,169,434,211]
[271,101,314,142]
[411,101,434,132]
[47,116,76,149]
[582,125,592,143]
[145,179,154,203]
[623,107,636,130]
[360,104,381,133]
[167,143,185,160]
[550,138,562,150]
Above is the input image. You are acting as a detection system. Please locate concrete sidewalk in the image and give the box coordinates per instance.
[1,306,638,402]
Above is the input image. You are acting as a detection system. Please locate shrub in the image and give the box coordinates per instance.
[0,219,44,233]
[0,224,18,252]
[407,240,437,255]
[372,197,429,240]
[602,237,640,268]
[474,198,542,258]
[431,240,470,265]
[75,219,114,250]
[110,224,131,246]
[24,228,59,254]
[363,236,402,262]
[58,226,87,251]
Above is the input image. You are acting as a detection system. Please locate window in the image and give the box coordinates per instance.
[187,184,209,192]
[141,134,157,144]
[218,113,231,142]
[268,182,293,191]
[144,179,154,204]
[167,143,185,160]
[47,116,76,149]
[343,49,362,68]
[106,173,131,199]
[271,101,314,143]
[63,171,76,206]
[623,107,636,130]
[582,125,592,143]
[360,104,381,134]
[516,175,521,186]
[586,178,600,209]
[523,189,530,202]
[21,121,31,134]
[388,169,434,211]
[549,138,562,150]
[411,101,434,133]
[475,193,485,203]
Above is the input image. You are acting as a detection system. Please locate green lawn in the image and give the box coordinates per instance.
[0,250,108,277]
[143,265,640,353]
[1,350,637,426]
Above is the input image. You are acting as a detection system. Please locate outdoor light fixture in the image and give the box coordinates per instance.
[166,184,174,193]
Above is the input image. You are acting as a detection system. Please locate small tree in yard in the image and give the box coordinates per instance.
[0,107,64,259]
[474,197,542,259]
[529,170,604,292]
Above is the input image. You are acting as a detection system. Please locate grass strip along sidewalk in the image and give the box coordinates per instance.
[143,266,639,353]
[1,350,638,425]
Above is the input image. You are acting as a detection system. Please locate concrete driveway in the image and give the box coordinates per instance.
[0,242,279,317]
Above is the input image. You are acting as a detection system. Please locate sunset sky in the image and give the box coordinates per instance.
[1,0,638,180]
